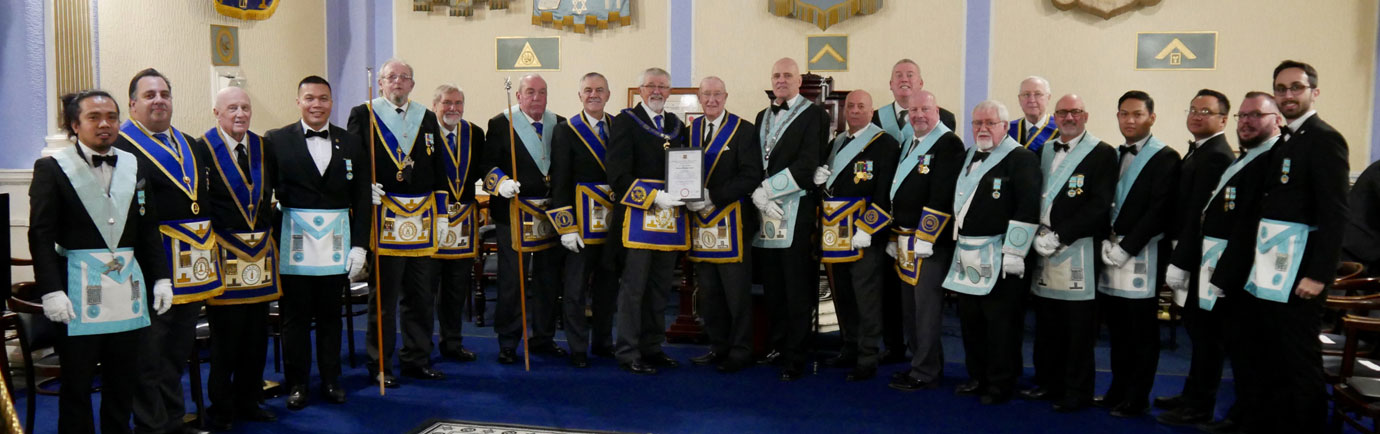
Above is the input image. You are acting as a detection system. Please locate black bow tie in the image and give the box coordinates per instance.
[305,129,329,140]
[91,154,117,168]
[972,151,991,162]
[1052,142,1070,153]
[771,102,790,114]
[1120,145,1139,157]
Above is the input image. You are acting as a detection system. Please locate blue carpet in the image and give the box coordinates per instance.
[12,298,1273,434]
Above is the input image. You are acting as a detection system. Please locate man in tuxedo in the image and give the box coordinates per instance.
[482,73,569,365]
[547,72,618,367]
[945,100,1040,405]
[197,87,279,429]
[1020,94,1117,413]
[1094,91,1180,417]
[1225,60,1349,432]
[683,76,763,373]
[753,58,828,381]
[117,68,218,434]
[429,84,485,363]
[33,89,171,434]
[1191,91,1284,433]
[814,90,899,381]
[887,90,965,391]
[606,67,688,375]
[265,75,370,409]
[1157,89,1236,426]
[1009,76,1059,153]
[348,59,451,385]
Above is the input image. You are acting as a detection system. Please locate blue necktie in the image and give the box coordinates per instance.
[597,121,608,143]
[153,132,179,157]
[533,122,543,138]
[654,115,663,131]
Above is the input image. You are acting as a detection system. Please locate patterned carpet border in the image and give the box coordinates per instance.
[406,419,643,434]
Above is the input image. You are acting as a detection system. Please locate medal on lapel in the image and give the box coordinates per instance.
[345,159,354,180]
[853,161,874,184]
[426,133,434,155]
[1280,158,1291,184]
[1225,187,1237,211]
[138,190,146,216]
[191,202,201,215]
[991,178,1002,199]
[919,154,932,175]
[1067,176,1078,198]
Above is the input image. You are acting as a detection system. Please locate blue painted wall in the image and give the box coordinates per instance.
[0,0,49,169]
[327,0,393,128]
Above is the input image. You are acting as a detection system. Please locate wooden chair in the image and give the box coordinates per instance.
[342,281,369,368]
[6,281,63,434]
[1324,293,1380,384]
[1330,313,1380,433]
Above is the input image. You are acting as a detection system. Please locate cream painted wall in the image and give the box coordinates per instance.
[695,1,966,122]
[393,1,668,124]
[990,0,1377,168]
[96,0,326,136]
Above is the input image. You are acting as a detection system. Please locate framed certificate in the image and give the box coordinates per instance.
[665,147,705,201]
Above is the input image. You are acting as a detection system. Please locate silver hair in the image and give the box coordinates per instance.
[380,58,414,77]
[640,67,671,86]
[432,84,464,104]
[578,72,608,88]
[699,75,726,92]
[1021,76,1051,94]
[973,99,1010,122]
[517,73,544,94]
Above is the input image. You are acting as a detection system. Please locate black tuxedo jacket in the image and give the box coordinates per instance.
[1344,159,1380,275]
[755,101,830,245]
[1257,114,1350,289]
[347,103,448,198]
[1041,141,1118,244]
[1205,143,1277,293]
[196,132,277,233]
[696,115,764,237]
[29,154,168,297]
[1110,142,1180,255]
[549,113,612,212]
[890,131,965,245]
[870,106,957,134]
[113,129,211,223]
[955,147,1041,238]
[1169,134,1234,270]
[263,122,371,250]
[442,121,487,204]
[483,111,568,226]
[823,130,900,213]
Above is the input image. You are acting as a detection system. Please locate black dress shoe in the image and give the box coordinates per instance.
[237,406,277,422]
[1109,402,1148,418]
[177,426,211,434]
[955,380,983,396]
[888,375,937,391]
[442,347,478,362]
[643,352,680,368]
[205,417,232,432]
[498,348,519,365]
[620,361,657,375]
[1018,387,1053,401]
[779,367,805,382]
[592,345,616,358]
[716,358,749,373]
[371,372,401,388]
[1153,394,1184,410]
[690,351,724,366]
[846,366,876,382]
[321,382,347,404]
[1052,398,1089,413]
[758,350,783,365]
[402,366,446,380]
[570,353,590,368]
[286,385,309,410]
[822,353,857,368]
[1196,418,1242,434]
[1156,407,1212,426]
[979,394,1010,405]
[531,343,569,357]
[1091,394,1119,409]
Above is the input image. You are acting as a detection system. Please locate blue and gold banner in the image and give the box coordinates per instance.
[516,197,558,252]
[210,229,279,306]
[435,202,479,259]
[767,0,883,31]
[533,0,633,33]
[160,218,224,303]
[576,183,613,244]
[621,179,689,251]
[377,192,438,257]
[820,197,866,263]
[690,202,744,263]
[483,167,511,195]
[214,0,278,20]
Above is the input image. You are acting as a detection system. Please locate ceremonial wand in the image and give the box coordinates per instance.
[504,77,532,371]
[367,67,387,395]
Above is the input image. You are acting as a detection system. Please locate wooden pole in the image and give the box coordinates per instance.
[367,67,386,395]
[504,77,532,371]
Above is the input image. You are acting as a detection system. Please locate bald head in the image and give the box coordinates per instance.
[378,59,415,106]
[770,58,802,103]
[906,90,942,137]
[213,86,251,141]
[844,90,874,133]
[516,74,548,119]
[1053,94,1088,141]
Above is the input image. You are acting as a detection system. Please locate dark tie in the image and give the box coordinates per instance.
[597,121,608,143]
[304,129,329,140]
[447,132,456,148]
[771,101,790,114]
[654,115,663,132]
[1028,126,1038,140]
[235,144,251,176]
[153,133,170,147]
[533,122,544,138]
[395,108,404,114]
[1120,145,1139,158]
[1282,126,1294,141]
[972,151,991,162]
[897,109,909,125]
[703,123,715,147]
[92,154,117,167]
[1052,142,1070,153]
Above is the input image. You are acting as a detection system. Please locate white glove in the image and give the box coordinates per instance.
[1034,231,1060,256]
[686,189,712,212]
[851,230,872,249]
[152,279,173,315]
[370,183,385,206]
[1166,264,1189,292]
[561,233,584,253]
[436,216,449,233]
[1002,254,1025,278]
[762,201,785,220]
[346,247,368,282]
[885,241,898,258]
[913,240,935,258]
[41,292,76,324]
[497,179,521,198]
[1207,283,1225,300]
[653,190,685,210]
[812,165,831,186]
[1102,242,1131,267]
[751,187,771,210]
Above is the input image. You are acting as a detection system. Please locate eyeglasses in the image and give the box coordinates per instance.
[383,74,413,83]
[1018,92,1047,100]
[1054,109,1085,118]
[1234,111,1277,121]
[1185,108,1224,118]
[971,120,1004,128]
[641,84,671,91]
[1273,84,1311,96]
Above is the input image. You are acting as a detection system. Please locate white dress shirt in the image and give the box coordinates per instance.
[78,140,115,193]
[301,120,332,175]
